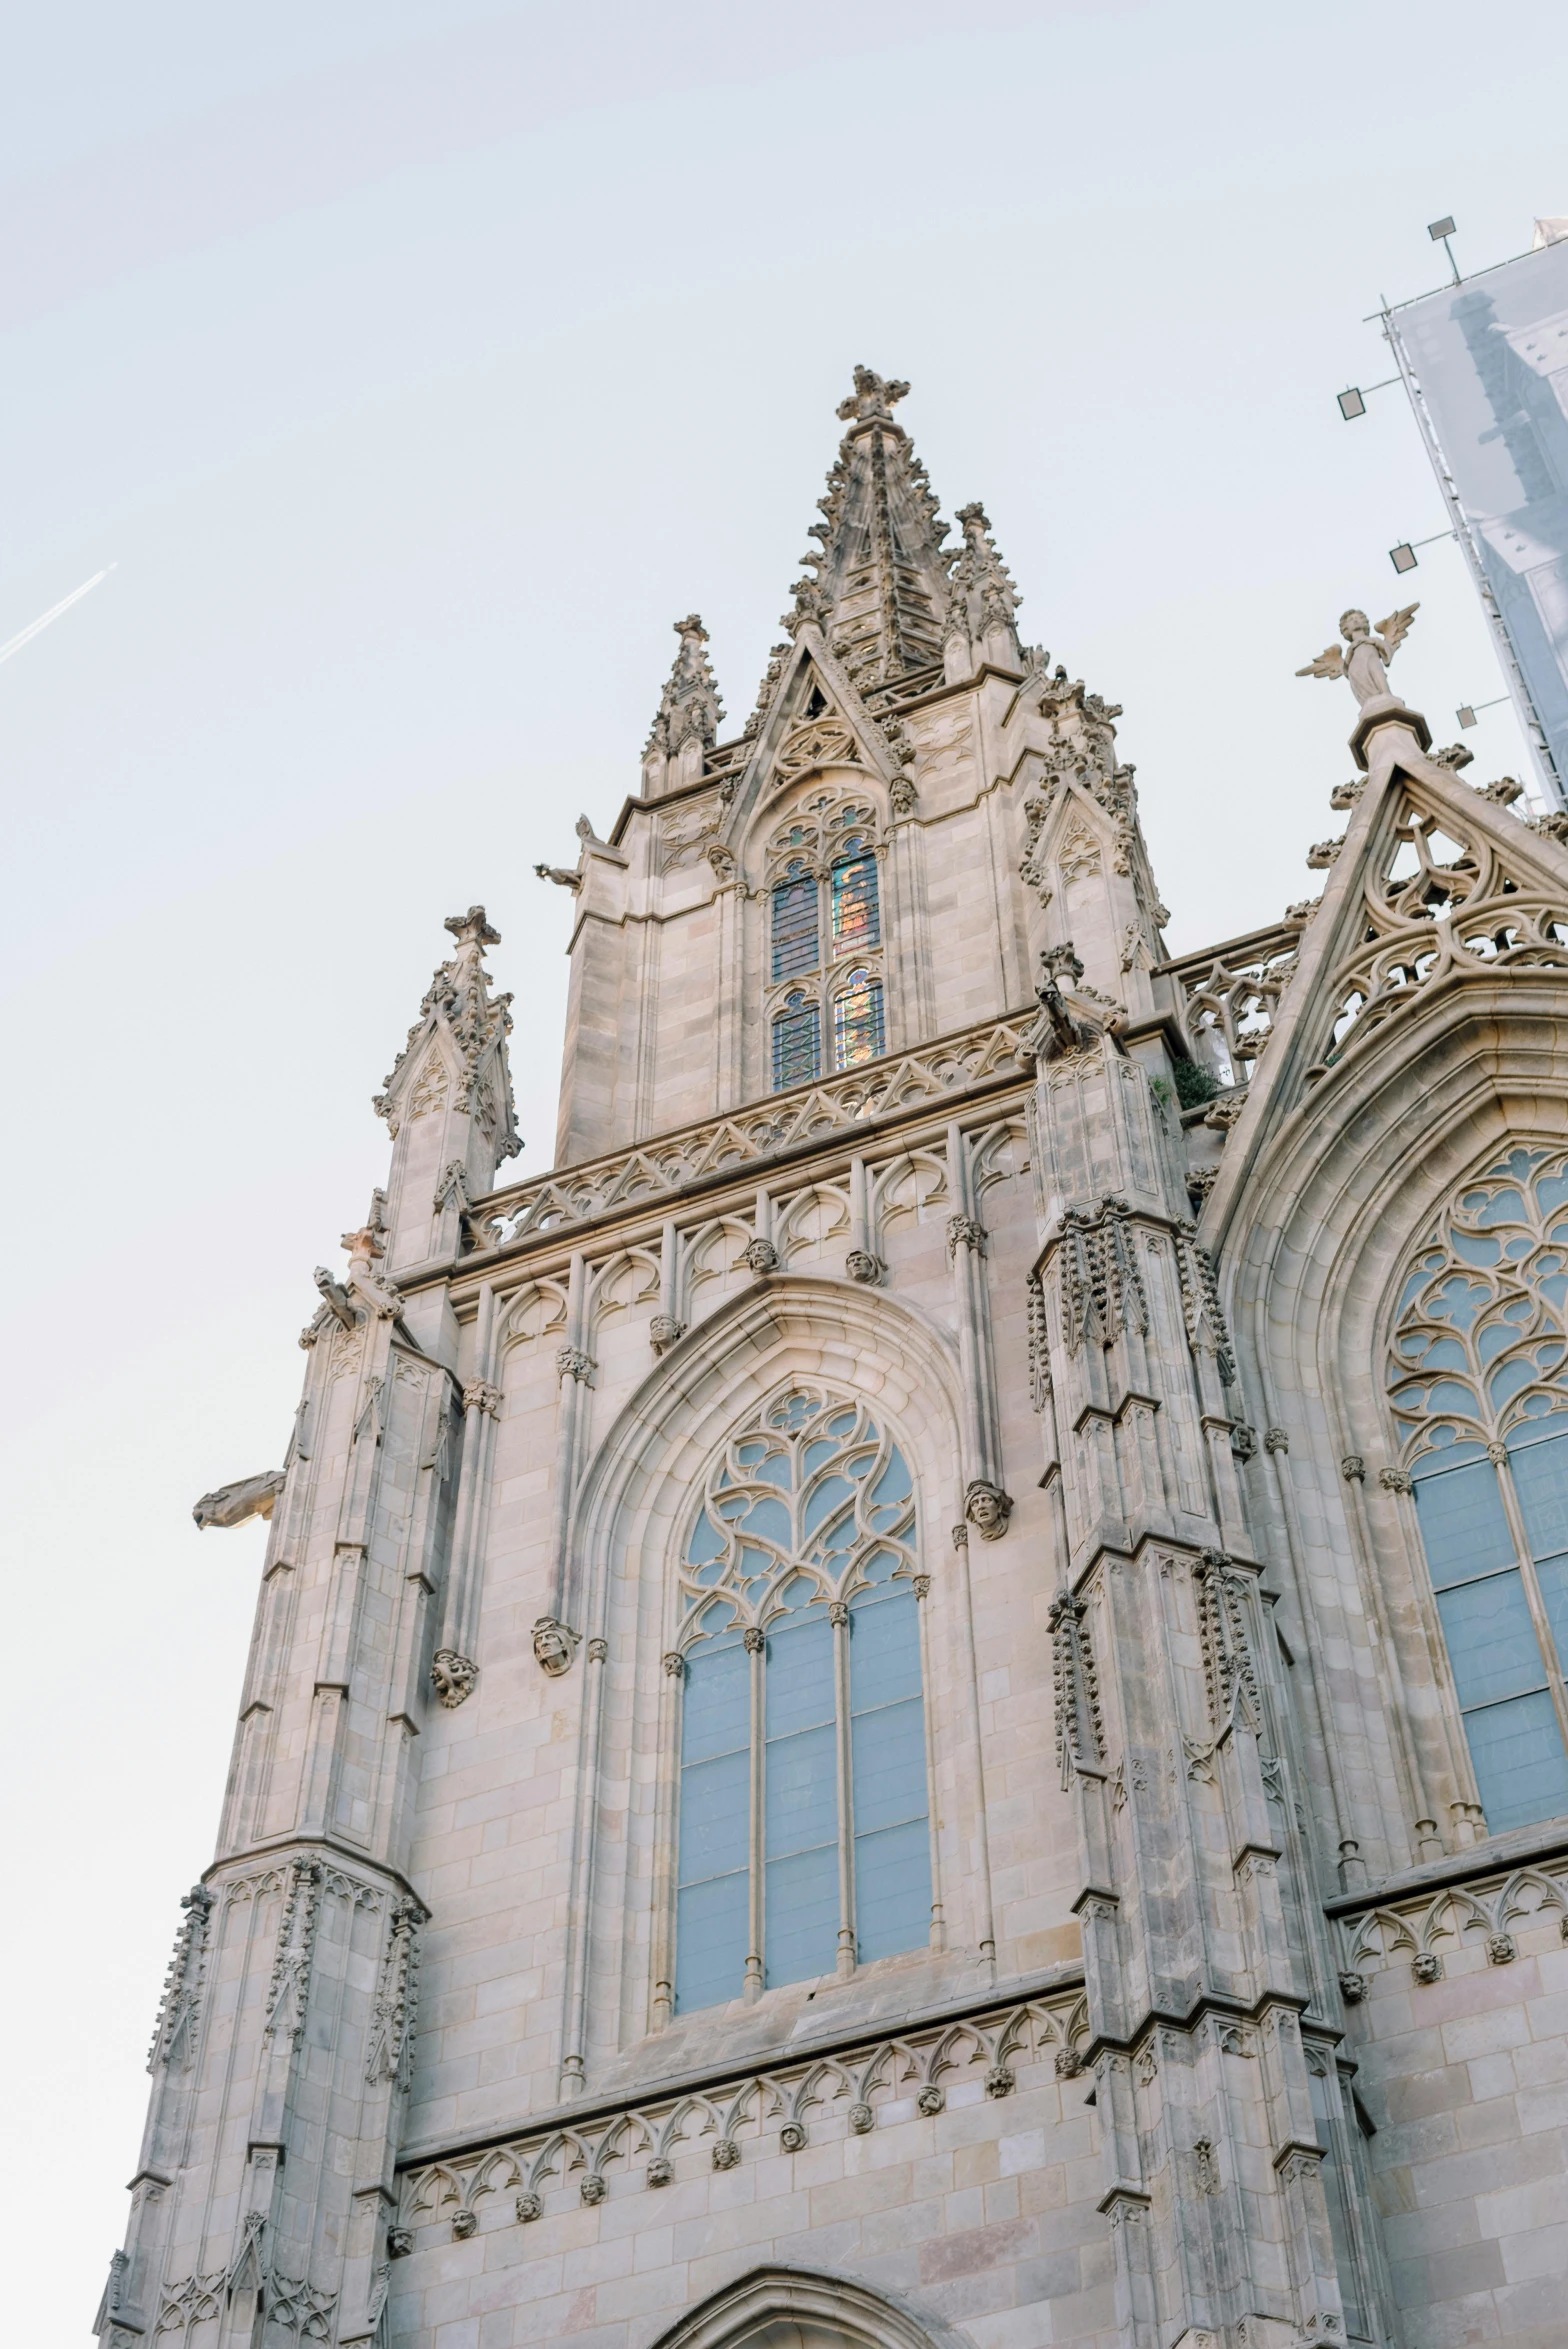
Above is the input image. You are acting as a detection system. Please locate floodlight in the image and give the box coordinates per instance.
[1428,217,1456,242]
[1338,387,1367,421]
[1457,705,1477,728]
[1390,542,1418,574]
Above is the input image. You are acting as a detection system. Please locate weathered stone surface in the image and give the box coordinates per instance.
[100,369,1568,2349]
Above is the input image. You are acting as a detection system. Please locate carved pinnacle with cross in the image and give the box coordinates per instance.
[836,367,911,426]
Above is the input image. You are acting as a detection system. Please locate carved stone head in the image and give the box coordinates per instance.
[964,1480,1014,1540]
[1339,608,1370,643]
[532,1618,579,1677]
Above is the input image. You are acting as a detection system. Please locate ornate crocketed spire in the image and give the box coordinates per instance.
[947,501,1021,653]
[644,614,725,760]
[373,905,521,1162]
[781,367,955,695]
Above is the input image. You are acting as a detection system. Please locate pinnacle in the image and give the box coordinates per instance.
[771,368,955,697]
[644,612,725,767]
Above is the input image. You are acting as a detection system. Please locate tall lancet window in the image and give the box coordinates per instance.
[1389,1147,1568,1833]
[766,801,886,1091]
[673,1388,932,2013]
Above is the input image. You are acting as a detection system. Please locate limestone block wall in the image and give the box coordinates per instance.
[399,1090,1081,2159]
[1333,1846,1568,2349]
[388,1996,1119,2349]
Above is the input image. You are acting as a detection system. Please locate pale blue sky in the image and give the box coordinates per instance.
[3,3,1564,2324]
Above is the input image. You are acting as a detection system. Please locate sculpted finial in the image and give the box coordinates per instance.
[836,366,911,427]
[1296,604,1419,707]
[443,904,501,951]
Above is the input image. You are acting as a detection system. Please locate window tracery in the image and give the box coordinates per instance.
[764,794,887,1091]
[1388,1146,1568,1832]
[673,1386,931,2013]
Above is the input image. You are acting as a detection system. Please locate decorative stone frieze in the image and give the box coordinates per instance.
[480,1013,1037,1247]
[397,1992,1089,2240]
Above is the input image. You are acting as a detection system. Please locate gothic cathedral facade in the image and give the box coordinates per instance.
[102,370,1568,2349]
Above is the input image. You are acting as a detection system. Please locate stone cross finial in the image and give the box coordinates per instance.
[836,366,911,426]
[673,614,709,644]
[444,905,501,951]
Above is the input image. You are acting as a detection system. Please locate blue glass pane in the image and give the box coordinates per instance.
[772,872,820,981]
[737,1494,791,1549]
[1538,1554,1568,1671]
[1436,1574,1546,1708]
[773,1001,821,1090]
[682,1641,750,1765]
[765,1617,834,1737]
[1508,1422,1568,1560]
[1414,1458,1517,1588]
[1463,1692,1568,1834]
[688,1509,725,1567]
[867,1448,912,1527]
[678,1749,750,1883]
[851,1696,927,1832]
[675,1873,747,2013]
[850,1592,922,1713]
[764,1845,839,1985]
[766,1724,838,1858]
[803,1473,855,1537]
[853,1819,931,1964]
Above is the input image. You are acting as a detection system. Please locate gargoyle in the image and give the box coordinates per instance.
[313,1266,356,1329]
[1032,942,1126,1061]
[534,862,582,893]
[193,1470,286,1530]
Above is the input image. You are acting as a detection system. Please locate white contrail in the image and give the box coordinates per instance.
[0,564,116,665]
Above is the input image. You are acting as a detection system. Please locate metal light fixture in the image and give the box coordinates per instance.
[1457,695,1508,730]
[1388,528,1455,574]
[1457,705,1477,729]
[1428,216,1461,286]
[1337,374,1399,421]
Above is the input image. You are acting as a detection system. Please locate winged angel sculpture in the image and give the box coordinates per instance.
[1297,603,1419,707]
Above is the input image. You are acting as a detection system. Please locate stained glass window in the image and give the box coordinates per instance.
[771,859,819,981]
[832,971,884,1070]
[831,847,880,952]
[1390,1146,1568,1832]
[772,990,820,1089]
[673,1389,931,2012]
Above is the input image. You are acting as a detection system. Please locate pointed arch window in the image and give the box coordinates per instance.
[771,989,821,1089]
[771,858,820,982]
[832,969,885,1067]
[1389,1147,1568,1832]
[673,1389,932,2013]
[766,803,887,1091]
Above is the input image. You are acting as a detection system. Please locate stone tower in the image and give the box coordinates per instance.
[100,374,1568,2349]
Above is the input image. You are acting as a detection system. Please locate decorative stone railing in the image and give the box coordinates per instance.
[1156,919,1305,1089]
[396,1989,1087,2245]
[477,1014,1038,1248]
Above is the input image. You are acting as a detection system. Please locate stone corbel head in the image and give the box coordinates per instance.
[964,1480,1014,1540]
[431,1650,478,1707]
[532,1617,581,1677]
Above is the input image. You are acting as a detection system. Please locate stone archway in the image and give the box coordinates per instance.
[647,2265,970,2349]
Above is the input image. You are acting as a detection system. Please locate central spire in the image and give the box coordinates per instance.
[785,366,955,695]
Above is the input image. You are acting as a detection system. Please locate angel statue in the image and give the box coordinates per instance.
[1296,604,1419,707]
